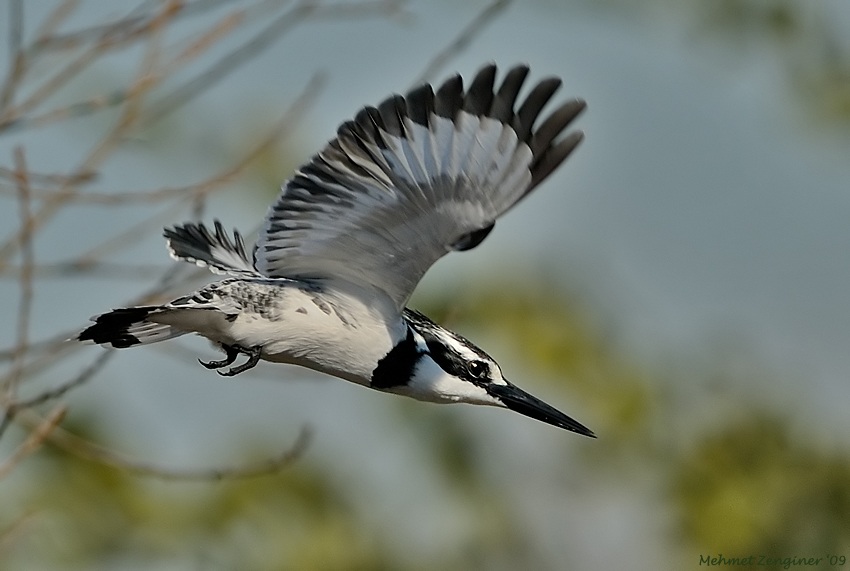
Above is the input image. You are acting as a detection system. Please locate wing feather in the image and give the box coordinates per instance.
[165,221,257,276]
[254,64,585,309]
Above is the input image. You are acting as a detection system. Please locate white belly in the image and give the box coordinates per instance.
[196,280,403,387]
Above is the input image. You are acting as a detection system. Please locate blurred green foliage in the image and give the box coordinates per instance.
[674,414,850,557]
[2,441,397,570]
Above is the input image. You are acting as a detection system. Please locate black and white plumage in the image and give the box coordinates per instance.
[78,64,594,437]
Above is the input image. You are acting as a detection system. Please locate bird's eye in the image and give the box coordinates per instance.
[468,360,489,379]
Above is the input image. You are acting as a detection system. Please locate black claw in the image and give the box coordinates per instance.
[217,345,262,377]
[199,344,239,369]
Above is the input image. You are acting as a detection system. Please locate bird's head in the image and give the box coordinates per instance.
[375,310,595,438]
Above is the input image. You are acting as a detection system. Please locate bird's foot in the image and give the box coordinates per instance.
[198,344,262,377]
[217,345,262,377]
[199,344,239,369]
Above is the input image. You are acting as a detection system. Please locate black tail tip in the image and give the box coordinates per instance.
[77,307,154,348]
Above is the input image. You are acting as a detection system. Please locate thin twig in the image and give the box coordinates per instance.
[0,1,182,131]
[0,176,221,204]
[0,405,67,480]
[2,92,128,132]
[0,0,25,112]
[142,0,316,125]
[412,0,513,87]
[0,261,165,279]
[0,37,102,130]
[0,349,108,442]
[0,77,152,265]
[0,511,38,555]
[71,71,325,269]
[144,0,403,124]
[34,0,80,44]
[0,8,261,134]
[0,147,35,442]
[31,0,151,52]
[31,0,255,53]
[0,4,322,266]
[0,336,80,396]
[14,407,312,480]
[168,11,245,70]
[8,352,114,413]
[0,333,72,362]
[8,0,24,55]
[4,148,35,400]
[0,166,95,185]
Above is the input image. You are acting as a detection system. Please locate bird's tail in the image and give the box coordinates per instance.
[77,306,187,348]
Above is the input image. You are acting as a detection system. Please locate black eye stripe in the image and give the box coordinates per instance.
[426,340,467,377]
[426,340,491,386]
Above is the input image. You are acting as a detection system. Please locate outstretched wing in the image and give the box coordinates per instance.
[255,64,585,309]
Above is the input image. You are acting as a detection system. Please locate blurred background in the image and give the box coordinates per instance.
[1,0,849,569]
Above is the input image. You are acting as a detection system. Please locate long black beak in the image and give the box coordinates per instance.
[487,381,595,438]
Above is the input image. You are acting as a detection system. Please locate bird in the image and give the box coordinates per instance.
[77,63,594,437]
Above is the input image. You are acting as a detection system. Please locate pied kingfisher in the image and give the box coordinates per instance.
[77,64,594,437]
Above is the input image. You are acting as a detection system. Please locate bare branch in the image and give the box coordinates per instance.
[167,10,245,70]
[0,1,184,132]
[30,0,255,53]
[31,1,153,52]
[0,10,325,269]
[0,405,67,480]
[3,148,35,402]
[14,407,312,481]
[0,166,95,185]
[0,337,84,396]
[72,72,324,271]
[144,0,404,124]
[0,261,165,280]
[0,511,38,555]
[0,0,25,112]
[0,333,74,363]
[0,38,100,130]
[33,0,80,44]
[0,84,150,265]
[142,0,315,124]
[0,350,105,444]
[0,3,270,134]
[9,352,115,413]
